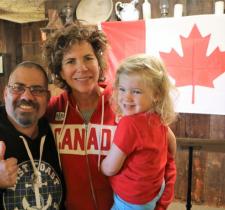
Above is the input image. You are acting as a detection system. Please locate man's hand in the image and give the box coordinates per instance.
[0,141,18,188]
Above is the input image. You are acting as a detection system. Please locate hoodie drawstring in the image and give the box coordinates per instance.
[19,135,46,208]
[97,95,104,171]
[57,101,69,169]
[57,94,105,210]
[84,95,104,210]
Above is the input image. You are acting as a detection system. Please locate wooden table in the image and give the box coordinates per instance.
[177,138,225,210]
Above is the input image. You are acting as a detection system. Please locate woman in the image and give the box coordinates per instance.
[42,23,116,210]
[42,23,176,210]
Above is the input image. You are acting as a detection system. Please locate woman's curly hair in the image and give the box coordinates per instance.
[42,22,108,91]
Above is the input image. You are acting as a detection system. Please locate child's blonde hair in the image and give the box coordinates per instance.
[113,54,177,125]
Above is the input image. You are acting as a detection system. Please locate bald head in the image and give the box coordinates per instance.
[9,61,49,88]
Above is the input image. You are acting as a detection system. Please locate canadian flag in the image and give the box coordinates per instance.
[101,15,225,115]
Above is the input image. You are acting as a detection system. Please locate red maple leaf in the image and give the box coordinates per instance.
[160,24,225,104]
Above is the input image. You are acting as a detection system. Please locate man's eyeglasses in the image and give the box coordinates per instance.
[7,83,49,96]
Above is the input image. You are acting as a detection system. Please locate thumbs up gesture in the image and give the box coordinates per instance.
[0,141,18,188]
[0,141,6,160]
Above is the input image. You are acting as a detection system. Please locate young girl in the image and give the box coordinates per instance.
[101,54,177,210]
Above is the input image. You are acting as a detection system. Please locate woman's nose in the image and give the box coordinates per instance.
[76,61,88,72]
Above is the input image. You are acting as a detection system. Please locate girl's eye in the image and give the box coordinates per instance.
[118,87,125,92]
[132,90,142,94]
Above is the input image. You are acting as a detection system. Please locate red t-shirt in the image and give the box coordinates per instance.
[110,113,170,205]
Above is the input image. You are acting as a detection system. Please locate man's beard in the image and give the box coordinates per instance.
[15,112,36,127]
[13,99,39,127]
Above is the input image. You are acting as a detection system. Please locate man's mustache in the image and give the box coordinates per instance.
[15,99,39,110]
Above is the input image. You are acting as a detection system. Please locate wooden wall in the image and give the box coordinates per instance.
[1,0,225,207]
[0,20,46,102]
[0,20,21,103]
[21,22,47,65]
[171,114,225,206]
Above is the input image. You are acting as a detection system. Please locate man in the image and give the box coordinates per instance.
[0,61,65,209]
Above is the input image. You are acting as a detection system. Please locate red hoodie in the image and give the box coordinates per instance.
[46,85,116,210]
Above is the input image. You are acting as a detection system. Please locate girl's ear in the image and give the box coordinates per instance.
[152,91,160,105]
[3,86,8,101]
[154,89,161,100]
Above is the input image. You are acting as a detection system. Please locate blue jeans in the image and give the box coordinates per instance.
[111,180,165,210]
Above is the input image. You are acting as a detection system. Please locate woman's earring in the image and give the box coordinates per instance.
[98,68,105,82]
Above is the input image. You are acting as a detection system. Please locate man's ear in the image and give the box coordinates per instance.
[2,86,9,105]
[3,86,8,101]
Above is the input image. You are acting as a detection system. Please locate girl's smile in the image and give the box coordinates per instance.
[118,74,154,116]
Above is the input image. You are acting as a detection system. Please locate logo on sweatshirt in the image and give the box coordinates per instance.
[51,123,117,155]
[3,160,63,210]
[55,112,65,121]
